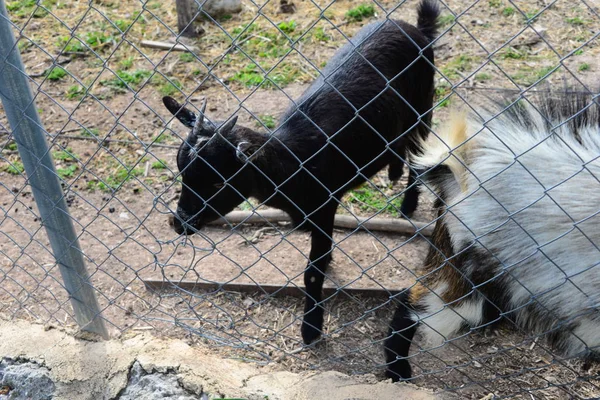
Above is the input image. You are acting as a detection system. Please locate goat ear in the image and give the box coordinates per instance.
[236,141,254,162]
[218,116,238,135]
[163,96,197,128]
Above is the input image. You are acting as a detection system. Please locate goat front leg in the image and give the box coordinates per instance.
[301,207,335,345]
[384,290,417,381]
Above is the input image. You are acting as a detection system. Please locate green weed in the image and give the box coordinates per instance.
[488,0,502,7]
[2,161,24,175]
[66,85,85,100]
[566,17,585,26]
[101,69,152,91]
[57,164,78,179]
[438,14,455,28]
[57,36,85,53]
[347,185,403,216]
[502,7,515,17]
[503,48,524,59]
[256,115,276,129]
[119,56,134,70]
[277,20,297,34]
[53,147,76,162]
[46,66,67,81]
[578,63,590,71]
[151,160,168,170]
[345,4,375,22]
[179,52,195,62]
[313,27,331,42]
[475,72,492,81]
[81,127,100,137]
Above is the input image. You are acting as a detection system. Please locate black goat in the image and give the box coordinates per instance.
[384,91,600,381]
[163,0,439,345]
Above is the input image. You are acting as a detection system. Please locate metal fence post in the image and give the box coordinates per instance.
[0,1,108,338]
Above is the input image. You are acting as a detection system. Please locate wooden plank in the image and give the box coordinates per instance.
[142,279,404,299]
[140,40,196,52]
[207,210,434,237]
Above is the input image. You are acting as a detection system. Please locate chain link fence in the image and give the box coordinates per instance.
[0,0,599,398]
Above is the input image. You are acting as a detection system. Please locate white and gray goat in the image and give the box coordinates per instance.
[385,92,600,381]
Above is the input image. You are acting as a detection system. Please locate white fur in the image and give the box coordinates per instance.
[413,282,484,346]
[413,100,600,356]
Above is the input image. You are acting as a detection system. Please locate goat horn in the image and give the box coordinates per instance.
[199,98,207,115]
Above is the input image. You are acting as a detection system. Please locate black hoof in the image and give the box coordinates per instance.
[301,319,323,345]
[385,359,412,382]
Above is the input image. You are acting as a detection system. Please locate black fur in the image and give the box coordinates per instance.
[384,291,418,381]
[163,0,440,345]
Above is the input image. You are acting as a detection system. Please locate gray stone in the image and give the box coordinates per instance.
[0,359,55,400]
[202,0,242,17]
[118,362,200,400]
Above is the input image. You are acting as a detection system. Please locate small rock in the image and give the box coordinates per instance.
[280,0,296,13]
[109,207,115,213]
[0,359,55,400]
[202,0,242,18]
[119,212,129,220]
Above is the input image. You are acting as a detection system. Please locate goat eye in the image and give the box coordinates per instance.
[213,183,224,189]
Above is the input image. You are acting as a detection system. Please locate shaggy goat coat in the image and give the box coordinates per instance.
[385,92,600,380]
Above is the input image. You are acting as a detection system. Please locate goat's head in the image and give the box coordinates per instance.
[162,96,261,235]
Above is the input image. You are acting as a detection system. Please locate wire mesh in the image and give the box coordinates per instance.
[0,0,598,398]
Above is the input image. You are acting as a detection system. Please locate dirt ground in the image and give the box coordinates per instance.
[1,0,599,399]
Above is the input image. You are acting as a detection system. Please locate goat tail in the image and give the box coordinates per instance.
[411,110,470,193]
[417,0,441,43]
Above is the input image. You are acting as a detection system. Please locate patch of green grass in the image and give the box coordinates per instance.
[346,184,403,216]
[119,56,134,70]
[536,66,554,80]
[88,165,143,192]
[57,36,85,53]
[475,72,492,81]
[57,164,78,179]
[66,85,85,100]
[502,7,515,17]
[256,115,276,129]
[232,63,265,87]
[53,147,77,162]
[441,55,473,80]
[2,161,24,175]
[277,20,296,34]
[151,160,168,170]
[155,78,183,97]
[488,0,502,7]
[101,69,152,91]
[7,0,54,18]
[153,132,168,144]
[502,48,524,59]
[313,27,331,42]
[113,19,131,32]
[46,66,67,81]
[6,142,18,151]
[179,52,195,62]
[84,31,115,50]
[566,16,585,26]
[578,63,590,72]
[524,10,538,21]
[438,14,455,28]
[81,127,99,137]
[345,4,375,22]
[574,49,584,56]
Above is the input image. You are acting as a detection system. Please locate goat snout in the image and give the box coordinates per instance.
[169,213,186,235]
